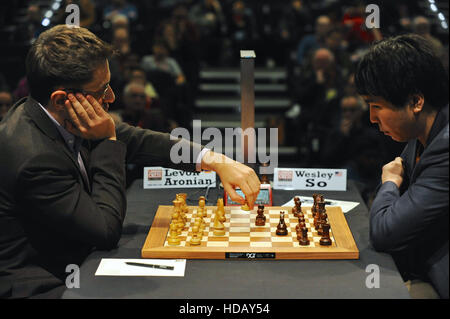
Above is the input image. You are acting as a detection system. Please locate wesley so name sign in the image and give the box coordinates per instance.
[144,167,216,189]
[273,168,347,191]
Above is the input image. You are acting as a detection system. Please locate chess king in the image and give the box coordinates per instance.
[355,34,449,299]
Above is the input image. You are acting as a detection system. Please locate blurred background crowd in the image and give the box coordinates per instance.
[0,0,448,204]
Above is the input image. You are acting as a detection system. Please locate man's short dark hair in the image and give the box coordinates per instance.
[26,25,114,104]
[355,34,449,110]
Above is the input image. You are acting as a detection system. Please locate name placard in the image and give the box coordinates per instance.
[143,167,216,189]
[273,168,347,191]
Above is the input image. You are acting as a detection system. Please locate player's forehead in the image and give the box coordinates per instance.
[361,95,392,106]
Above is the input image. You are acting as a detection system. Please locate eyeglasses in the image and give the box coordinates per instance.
[64,84,110,101]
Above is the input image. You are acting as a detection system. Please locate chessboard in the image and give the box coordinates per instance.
[141,195,359,260]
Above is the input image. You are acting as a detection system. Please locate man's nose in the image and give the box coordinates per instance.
[369,109,378,124]
[104,87,115,103]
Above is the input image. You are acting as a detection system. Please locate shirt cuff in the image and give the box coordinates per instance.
[195,148,211,171]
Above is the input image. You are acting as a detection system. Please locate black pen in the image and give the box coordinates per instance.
[125,262,174,270]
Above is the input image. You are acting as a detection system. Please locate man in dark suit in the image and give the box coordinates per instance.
[0,25,260,298]
[355,34,449,298]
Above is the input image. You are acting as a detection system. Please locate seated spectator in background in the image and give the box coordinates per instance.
[103,0,137,24]
[111,13,129,31]
[141,40,186,86]
[324,28,352,79]
[296,15,331,66]
[292,47,347,165]
[341,4,382,51]
[114,82,171,186]
[127,67,159,99]
[279,0,312,53]
[107,26,135,110]
[295,48,345,125]
[228,0,258,62]
[112,26,131,57]
[119,82,166,130]
[412,16,444,59]
[0,90,13,121]
[189,0,226,66]
[320,94,386,195]
[15,3,46,44]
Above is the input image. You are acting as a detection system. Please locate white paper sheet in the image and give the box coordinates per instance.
[95,258,186,277]
[282,196,360,213]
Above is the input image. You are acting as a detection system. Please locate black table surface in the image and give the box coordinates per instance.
[62,179,410,299]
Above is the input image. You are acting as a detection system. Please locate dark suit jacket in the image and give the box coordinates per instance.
[370,105,449,299]
[0,97,200,298]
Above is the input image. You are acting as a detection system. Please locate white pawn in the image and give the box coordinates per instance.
[189,225,201,245]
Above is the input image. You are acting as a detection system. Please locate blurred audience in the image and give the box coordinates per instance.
[1,0,448,197]
[412,16,445,59]
[279,0,313,61]
[296,15,332,66]
[103,0,138,24]
[141,40,186,86]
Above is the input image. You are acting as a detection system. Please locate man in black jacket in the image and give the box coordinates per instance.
[355,34,449,298]
[0,25,260,298]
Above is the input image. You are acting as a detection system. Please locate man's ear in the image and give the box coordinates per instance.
[410,94,425,114]
[50,90,68,111]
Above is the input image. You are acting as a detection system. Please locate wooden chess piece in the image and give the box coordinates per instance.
[276,211,288,236]
[319,223,332,246]
[295,216,306,232]
[241,199,250,211]
[311,194,319,214]
[294,197,302,217]
[173,199,185,226]
[177,193,188,222]
[298,227,310,246]
[291,205,297,217]
[167,222,181,246]
[194,217,204,239]
[318,210,328,235]
[255,205,266,226]
[189,225,201,245]
[217,198,226,222]
[198,196,207,217]
[213,209,225,236]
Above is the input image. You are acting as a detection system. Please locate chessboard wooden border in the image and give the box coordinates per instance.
[141,206,359,260]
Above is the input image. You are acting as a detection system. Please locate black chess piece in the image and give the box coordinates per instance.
[298,227,310,246]
[295,216,306,232]
[319,223,332,246]
[255,205,266,226]
[276,211,288,236]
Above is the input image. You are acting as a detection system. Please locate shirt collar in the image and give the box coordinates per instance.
[37,102,82,154]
